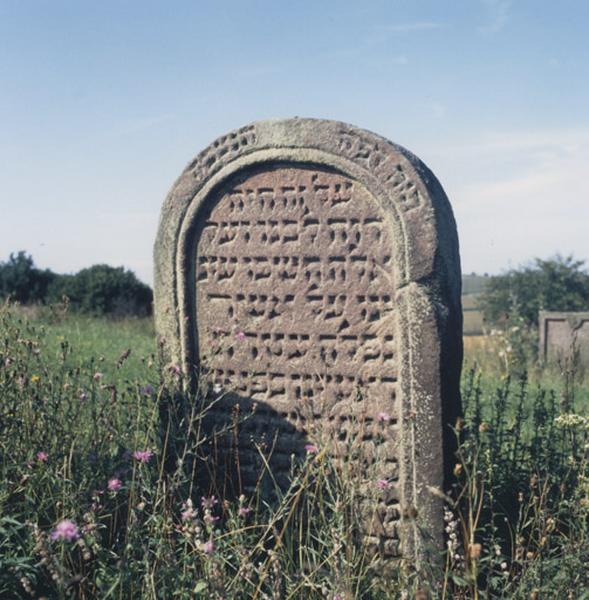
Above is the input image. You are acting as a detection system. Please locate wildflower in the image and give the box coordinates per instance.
[51,519,80,542]
[238,506,251,518]
[93,372,103,381]
[79,392,87,402]
[168,364,182,376]
[334,595,343,600]
[213,383,223,394]
[304,444,319,454]
[36,451,48,462]
[235,330,246,341]
[204,513,220,524]
[201,496,218,510]
[453,463,463,476]
[31,374,40,383]
[181,499,197,522]
[377,411,391,422]
[377,479,390,490]
[468,543,482,559]
[140,384,155,396]
[132,449,154,463]
[107,478,122,492]
[203,539,214,554]
[500,561,508,571]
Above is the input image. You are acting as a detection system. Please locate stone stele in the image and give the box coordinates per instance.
[154,118,462,559]
[539,311,589,369]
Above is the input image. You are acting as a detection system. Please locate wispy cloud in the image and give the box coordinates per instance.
[425,127,589,272]
[478,0,512,34]
[380,21,444,33]
[391,55,409,65]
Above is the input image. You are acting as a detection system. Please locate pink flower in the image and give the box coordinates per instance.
[304,444,319,454]
[204,513,220,524]
[201,496,218,510]
[181,508,196,522]
[377,412,391,422]
[238,506,251,518]
[377,479,390,490]
[107,478,122,492]
[334,595,344,600]
[168,364,182,376]
[181,499,197,522]
[51,519,80,542]
[235,330,246,341]
[132,449,154,463]
[36,451,48,462]
[203,539,214,554]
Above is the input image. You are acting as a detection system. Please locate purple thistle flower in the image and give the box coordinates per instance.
[107,478,122,492]
[377,479,390,490]
[132,449,154,463]
[304,444,319,454]
[51,519,79,542]
[377,411,391,422]
[36,451,48,462]
[235,330,246,341]
[140,384,155,396]
[201,495,218,510]
[203,539,214,555]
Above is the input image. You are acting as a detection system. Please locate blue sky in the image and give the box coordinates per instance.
[1,0,588,284]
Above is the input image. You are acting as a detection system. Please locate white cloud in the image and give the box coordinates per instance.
[424,128,589,273]
[478,0,512,34]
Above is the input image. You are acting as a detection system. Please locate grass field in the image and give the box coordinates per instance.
[1,307,589,598]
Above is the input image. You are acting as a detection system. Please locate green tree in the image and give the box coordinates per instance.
[49,264,152,316]
[0,251,57,303]
[479,255,589,327]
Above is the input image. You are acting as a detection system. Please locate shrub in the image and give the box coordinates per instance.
[49,264,152,317]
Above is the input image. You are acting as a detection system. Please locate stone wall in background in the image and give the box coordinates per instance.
[539,311,589,369]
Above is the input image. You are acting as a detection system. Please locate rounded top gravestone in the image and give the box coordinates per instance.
[154,118,462,559]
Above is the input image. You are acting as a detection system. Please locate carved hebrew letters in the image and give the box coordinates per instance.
[196,167,401,554]
[154,119,463,561]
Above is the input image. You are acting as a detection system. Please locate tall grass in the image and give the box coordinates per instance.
[1,306,588,598]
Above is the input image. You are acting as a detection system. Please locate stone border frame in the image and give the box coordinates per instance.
[154,118,462,557]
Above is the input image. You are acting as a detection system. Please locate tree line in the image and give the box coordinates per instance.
[2,251,588,325]
[477,255,589,327]
[0,252,152,317]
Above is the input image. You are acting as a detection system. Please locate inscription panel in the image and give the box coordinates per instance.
[196,166,401,555]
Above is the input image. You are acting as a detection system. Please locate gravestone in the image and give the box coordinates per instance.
[539,311,589,369]
[154,118,462,559]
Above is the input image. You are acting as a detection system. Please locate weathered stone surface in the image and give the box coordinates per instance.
[539,311,589,369]
[154,118,462,559]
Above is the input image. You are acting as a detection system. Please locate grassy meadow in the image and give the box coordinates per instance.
[1,305,589,598]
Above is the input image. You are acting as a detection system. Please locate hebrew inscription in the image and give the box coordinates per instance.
[155,118,463,561]
[196,167,401,555]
